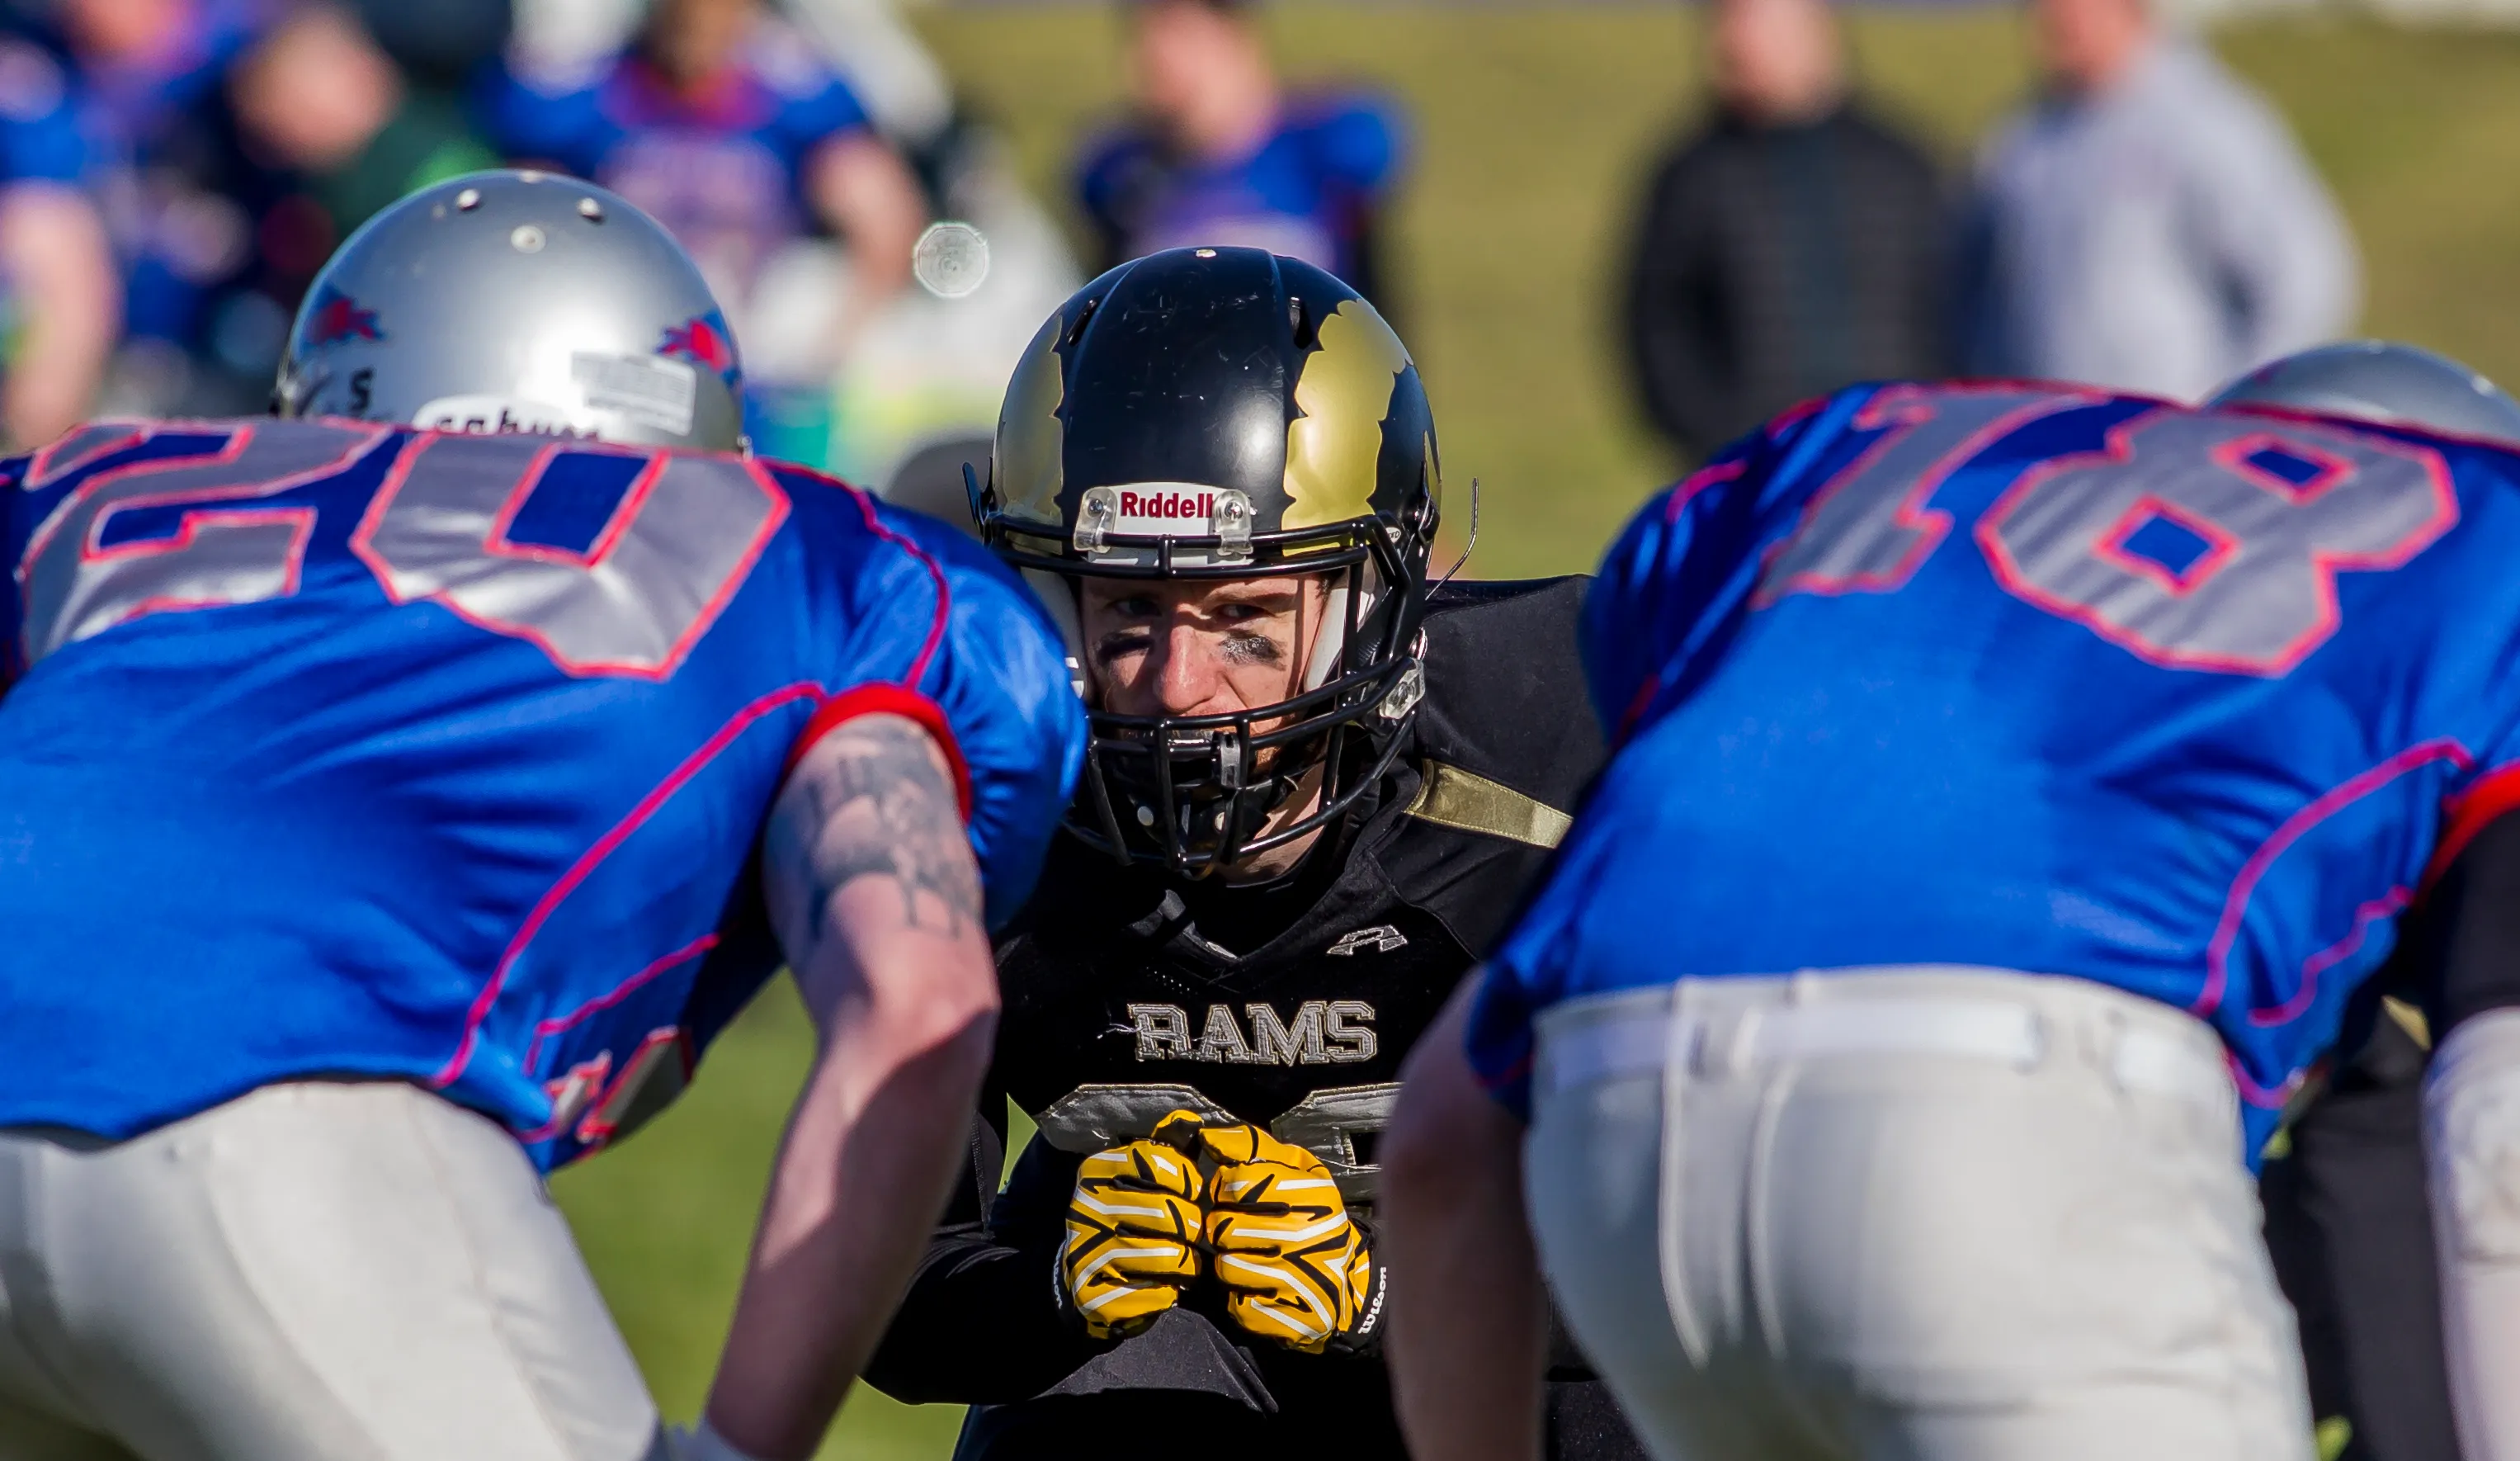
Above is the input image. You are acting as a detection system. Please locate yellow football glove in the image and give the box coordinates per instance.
[1060,1109,1207,1340]
[1197,1123,1384,1355]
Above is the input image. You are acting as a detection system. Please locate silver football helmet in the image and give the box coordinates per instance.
[274,170,745,452]
[2208,341,2520,450]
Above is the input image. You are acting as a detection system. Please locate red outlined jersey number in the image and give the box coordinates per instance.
[1755,385,2091,605]
[14,421,789,679]
[1754,395,2459,675]
[1977,412,2456,674]
[353,433,786,679]
[15,420,386,662]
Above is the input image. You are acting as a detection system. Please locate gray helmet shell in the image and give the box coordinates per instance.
[2208,341,2520,450]
[275,170,745,452]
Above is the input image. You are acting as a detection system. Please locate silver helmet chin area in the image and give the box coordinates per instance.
[274,170,746,452]
[2208,341,2520,450]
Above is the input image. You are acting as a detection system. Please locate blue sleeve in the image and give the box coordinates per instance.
[776,70,870,151]
[1582,396,1845,747]
[0,451,22,691]
[833,503,1085,930]
[1301,93,1404,198]
[472,54,616,177]
[0,41,87,185]
[1465,395,1855,1113]
[1073,127,1140,237]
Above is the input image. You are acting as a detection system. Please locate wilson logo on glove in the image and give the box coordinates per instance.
[1197,1122,1383,1355]
[1058,1112,1386,1355]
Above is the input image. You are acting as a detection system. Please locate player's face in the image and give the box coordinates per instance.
[1078,574,1330,723]
[1714,0,1842,124]
[2032,0,2148,91]
[644,0,757,85]
[1131,0,1242,126]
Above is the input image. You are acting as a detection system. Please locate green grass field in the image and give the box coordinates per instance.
[548,9,2520,1455]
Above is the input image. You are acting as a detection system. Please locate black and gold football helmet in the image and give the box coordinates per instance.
[975,247,1442,872]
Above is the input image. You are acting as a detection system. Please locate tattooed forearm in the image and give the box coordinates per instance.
[767,715,980,953]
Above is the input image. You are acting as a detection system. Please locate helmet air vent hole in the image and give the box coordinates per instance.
[1065,297,1099,349]
[578,197,605,223]
[455,188,481,212]
[1290,297,1315,349]
[511,225,545,254]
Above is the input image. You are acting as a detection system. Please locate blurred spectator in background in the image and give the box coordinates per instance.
[1619,0,1945,460]
[29,0,284,416]
[1956,0,2357,398]
[479,0,925,456]
[230,7,496,244]
[1076,0,1405,310]
[0,35,116,445]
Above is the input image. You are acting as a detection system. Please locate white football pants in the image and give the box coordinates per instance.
[1526,967,2315,1461]
[0,1080,663,1461]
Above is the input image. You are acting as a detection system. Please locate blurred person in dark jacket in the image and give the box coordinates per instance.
[1620,0,1946,460]
[1075,0,1405,310]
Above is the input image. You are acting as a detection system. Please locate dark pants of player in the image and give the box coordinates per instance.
[949,1345,1643,1461]
[2261,1014,2460,1461]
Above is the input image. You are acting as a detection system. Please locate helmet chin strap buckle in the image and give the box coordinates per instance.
[1377,635,1429,722]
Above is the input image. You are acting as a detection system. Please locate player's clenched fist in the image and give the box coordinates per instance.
[1197,1123,1384,1355]
[1060,1109,1207,1339]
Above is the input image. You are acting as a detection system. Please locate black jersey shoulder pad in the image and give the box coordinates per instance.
[1410,575,1603,820]
[1374,576,1604,957]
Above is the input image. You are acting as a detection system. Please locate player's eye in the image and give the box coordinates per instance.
[1094,628,1154,665]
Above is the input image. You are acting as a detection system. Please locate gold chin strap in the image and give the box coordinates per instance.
[1403,760,1573,849]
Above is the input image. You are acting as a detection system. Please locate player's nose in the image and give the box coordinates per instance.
[1152,622,1229,716]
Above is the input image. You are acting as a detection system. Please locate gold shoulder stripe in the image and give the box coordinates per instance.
[2383,995,2432,1052]
[1404,761,1573,849]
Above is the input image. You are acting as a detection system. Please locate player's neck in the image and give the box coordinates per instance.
[1217,761,1328,885]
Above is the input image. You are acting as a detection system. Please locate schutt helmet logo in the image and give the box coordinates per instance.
[307,286,382,347]
[1327,925,1407,957]
[658,314,739,383]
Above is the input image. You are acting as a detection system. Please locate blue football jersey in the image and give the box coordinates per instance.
[1074,93,1404,288]
[478,25,871,307]
[1469,381,2520,1157]
[0,418,1083,1169]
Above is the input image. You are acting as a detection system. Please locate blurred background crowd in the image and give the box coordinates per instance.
[0,0,2503,1454]
[0,0,2368,499]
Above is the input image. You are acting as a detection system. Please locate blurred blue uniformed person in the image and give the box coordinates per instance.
[1380,344,2520,1461]
[1075,0,1406,309]
[0,171,1082,1461]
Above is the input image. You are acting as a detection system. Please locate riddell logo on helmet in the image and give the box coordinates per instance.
[1113,489,1215,529]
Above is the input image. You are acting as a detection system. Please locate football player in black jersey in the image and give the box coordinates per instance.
[858,246,1644,1459]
